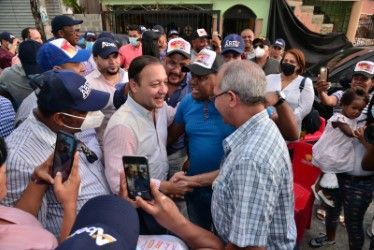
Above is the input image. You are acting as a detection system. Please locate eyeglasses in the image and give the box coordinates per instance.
[209,91,229,102]
[253,44,264,49]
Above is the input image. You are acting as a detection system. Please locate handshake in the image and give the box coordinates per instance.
[167,171,201,199]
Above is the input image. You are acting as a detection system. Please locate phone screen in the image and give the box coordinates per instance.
[52,131,77,182]
[123,156,153,201]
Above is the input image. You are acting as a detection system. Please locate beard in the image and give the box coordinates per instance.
[106,67,119,75]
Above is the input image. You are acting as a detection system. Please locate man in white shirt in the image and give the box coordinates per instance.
[86,37,129,143]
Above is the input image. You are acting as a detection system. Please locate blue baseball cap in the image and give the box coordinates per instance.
[37,38,91,71]
[0,31,15,43]
[272,38,286,49]
[51,15,83,33]
[92,37,118,58]
[56,195,139,250]
[32,70,109,113]
[222,34,244,55]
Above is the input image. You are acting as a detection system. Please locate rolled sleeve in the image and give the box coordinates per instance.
[103,124,138,194]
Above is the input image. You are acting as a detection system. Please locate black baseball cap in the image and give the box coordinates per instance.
[0,32,15,43]
[191,28,210,40]
[52,15,83,33]
[92,38,119,58]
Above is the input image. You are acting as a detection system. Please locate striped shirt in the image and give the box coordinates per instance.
[0,96,15,137]
[211,110,296,249]
[2,112,111,237]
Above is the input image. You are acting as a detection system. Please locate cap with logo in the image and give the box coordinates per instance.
[166,38,191,59]
[222,34,244,55]
[168,29,179,37]
[37,38,91,71]
[31,70,109,113]
[183,48,222,76]
[56,195,139,250]
[19,40,44,76]
[0,32,15,43]
[353,61,374,79]
[84,31,96,41]
[252,37,271,47]
[92,37,118,58]
[152,25,165,35]
[51,15,83,34]
[191,28,210,40]
[272,38,285,49]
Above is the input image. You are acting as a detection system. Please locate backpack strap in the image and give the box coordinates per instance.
[299,77,306,93]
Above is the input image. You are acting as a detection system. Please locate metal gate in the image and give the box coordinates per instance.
[102,6,220,42]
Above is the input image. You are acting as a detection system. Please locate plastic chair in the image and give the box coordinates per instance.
[300,117,326,144]
[288,142,321,244]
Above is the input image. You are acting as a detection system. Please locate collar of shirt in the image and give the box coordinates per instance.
[223,109,268,154]
[90,68,127,85]
[126,94,157,120]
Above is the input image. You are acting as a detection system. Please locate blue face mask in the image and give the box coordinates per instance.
[85,41,94,51]
[78,37,85,47]
[129,37,139,47]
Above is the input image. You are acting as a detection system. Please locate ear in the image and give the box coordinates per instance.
[128,79,138,94]
[57,29,64,38]
[227,90,239,108]
[53,65,62,71]
[53,112,65,127]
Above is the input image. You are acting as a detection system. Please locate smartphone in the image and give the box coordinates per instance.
[52,131,77,182]
[123,155,153,201]
[319,67,328,82]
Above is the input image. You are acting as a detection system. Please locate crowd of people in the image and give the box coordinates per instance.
[0,14,373,250]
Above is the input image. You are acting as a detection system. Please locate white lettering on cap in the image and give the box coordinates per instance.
[79,81,91,99]
[69,227,117,246]
[224,40,240,48]
[101,42,117,49]
[197,29,208,37]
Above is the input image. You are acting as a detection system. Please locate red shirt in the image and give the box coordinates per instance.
[0,47,15,69]
[119,44,142,70]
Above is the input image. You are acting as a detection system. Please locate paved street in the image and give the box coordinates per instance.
[300,203,374,249]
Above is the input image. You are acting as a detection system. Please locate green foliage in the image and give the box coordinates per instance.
[62,0,85,14]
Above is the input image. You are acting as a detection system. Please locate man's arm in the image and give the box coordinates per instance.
[137,182,224,250]
[315,80,338,107]
[170,170,219,188]
[167,122,185,145]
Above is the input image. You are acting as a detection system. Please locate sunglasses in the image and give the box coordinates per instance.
[253,44,264,49]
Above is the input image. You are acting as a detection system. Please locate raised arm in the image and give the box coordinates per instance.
[315,79,338,107]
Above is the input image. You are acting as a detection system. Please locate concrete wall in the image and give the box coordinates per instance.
[70,14,103,32]
[362,0,374,15]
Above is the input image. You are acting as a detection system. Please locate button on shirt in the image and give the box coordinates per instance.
[103,94,175,193]
[211,110,296,249]
[2,113,111,237]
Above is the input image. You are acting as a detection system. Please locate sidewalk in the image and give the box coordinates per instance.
[300,203,374,249]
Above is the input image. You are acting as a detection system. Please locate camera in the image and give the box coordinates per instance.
[364,125,374,145]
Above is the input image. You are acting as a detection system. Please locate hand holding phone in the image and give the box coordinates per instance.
[319,67,328,82]
[123,155,153,201]
[52,131,77,182]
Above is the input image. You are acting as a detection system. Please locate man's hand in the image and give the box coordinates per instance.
[31,154,55,185]
[53,152,80,209]
[169,171,186,183]
[265,92,279,106]
[136,182,188,231]
[315,78,331,93]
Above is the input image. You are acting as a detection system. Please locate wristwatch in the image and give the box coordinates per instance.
[274,91,286,107]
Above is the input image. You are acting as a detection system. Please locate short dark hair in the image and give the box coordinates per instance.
[128,25,141,34]
[340,87,370,106]
[128,55,161,83]
[21,27,36,40]
[0,137,7,166]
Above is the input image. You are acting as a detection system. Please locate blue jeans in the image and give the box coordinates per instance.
[185,187,213,231]
[325,174,374,250]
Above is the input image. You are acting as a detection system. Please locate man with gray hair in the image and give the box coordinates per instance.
[211,60,296,249]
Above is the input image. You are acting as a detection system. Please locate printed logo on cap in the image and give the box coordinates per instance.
[167,38,191,55]
[69,226,117,246]
[50,39,78,59]
[194,49,216,69]
[196,28,208,37]
[224,40,240,48]
[101,41,117,49]
[79,81,91,99]
[355,61,374,75]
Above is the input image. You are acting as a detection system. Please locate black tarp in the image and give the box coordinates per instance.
[267,0,353,65]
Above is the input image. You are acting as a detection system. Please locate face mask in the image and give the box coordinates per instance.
[254,47,265,58]
[129,37,139,47]
[85,41,94,51]
[60,111,105,130]
[281,62,296,76]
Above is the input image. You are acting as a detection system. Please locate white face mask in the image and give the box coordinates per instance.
[60,111,105,130]
[129,37,139,47]
[254,47,265,58]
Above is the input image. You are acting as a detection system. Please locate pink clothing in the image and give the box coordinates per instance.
[11,55,20,65]
[119,44,142,69]
[0,205,58,250]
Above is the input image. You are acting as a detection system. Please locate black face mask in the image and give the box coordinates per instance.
[281,62,296,76]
